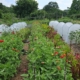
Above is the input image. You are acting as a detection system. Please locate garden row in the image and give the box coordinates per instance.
[49,20,80,80]
[0,22,27,37]
[0,27,30,80]
[22,22,73,80]
[49,21,80,44]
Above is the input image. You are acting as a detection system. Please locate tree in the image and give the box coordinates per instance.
[30,10,47,19]
[0,3,3,9]
[0,3,14,18]
[69,0,80,15]
[43,1,59,12]
[14,0,38,18]
[43,1,62,19]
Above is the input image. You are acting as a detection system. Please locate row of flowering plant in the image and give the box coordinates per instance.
[0,27,30,80]
[22,22,73,80]
[67,52,80,80]
[68,29,80,80]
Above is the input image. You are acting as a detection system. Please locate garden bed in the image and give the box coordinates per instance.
[0,21,80,80]
[71,44,80,54]
[21,22,73,80]
[11,42,29,80]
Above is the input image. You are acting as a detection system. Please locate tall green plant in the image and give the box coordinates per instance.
[22,22,73,80]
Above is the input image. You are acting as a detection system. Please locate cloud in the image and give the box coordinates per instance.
[0,0,72,10]
[0,0,16,7]
[56,0,72,10]
[0,0,10,7]
[37,0,72,10]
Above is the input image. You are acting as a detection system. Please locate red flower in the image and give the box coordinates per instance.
[60,54,66,58]
[54,52,58,55]
[0,40,4,43]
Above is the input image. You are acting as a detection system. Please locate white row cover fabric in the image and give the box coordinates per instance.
[57,22,65,36]
[52,21,59,30]
[49,21,59,28]
[0,24,8,32]
[49,21,80,44]
[10,22,27,32]
[62,22,73,41]
[0,24,9,36]
[66,24,80,44]
[0,22,27,35]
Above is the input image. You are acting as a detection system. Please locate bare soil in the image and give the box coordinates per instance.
[11,43,29,80]
[71,44,80,54]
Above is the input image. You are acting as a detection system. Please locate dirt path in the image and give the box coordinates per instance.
[71,44,80,54]
[11,43,29,80]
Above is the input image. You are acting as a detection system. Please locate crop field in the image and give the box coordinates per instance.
[1,0,80,79]
[0,20,80,80]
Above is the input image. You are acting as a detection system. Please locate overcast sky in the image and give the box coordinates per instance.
[0,0,72,10]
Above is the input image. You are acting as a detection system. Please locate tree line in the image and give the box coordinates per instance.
[0,0,80,20]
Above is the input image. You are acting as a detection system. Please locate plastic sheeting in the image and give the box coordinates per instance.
[0,22,27,36]
[49,21,80,44]
[57,22,65,36]
[49,21,55,27]
[62,22,73,41]
[66,24,80,44]
[10,22,27,32]
[52,21,59,30]
[0,24,8,32]
[0,24,9,36]
[0,22,27,32]
[49,21,59,29]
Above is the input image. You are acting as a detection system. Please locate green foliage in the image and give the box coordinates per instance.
[0,10,2,18]
[0,32,23,80]
[58,17,72,22]
[14,0,38,18]
[0,3,13,13]
[63,9,70,17]
[69,0,80,19]
[0,3,18,25]
[30,10,47,20]
[69,30,80,44]
[2,13,15,20]
[1,13,17,26]
[43,1,62,19]
[67,53,80,80]
[69,0,80,15]
[0,3,3,9]
[0,27,30,80]
[40,19,49,24]
[18,27,31,40]
[70,14,80,20]
[43,1,59,12]
[22,22,73,80]
[41,24,50,33]
[46,9,63,19]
